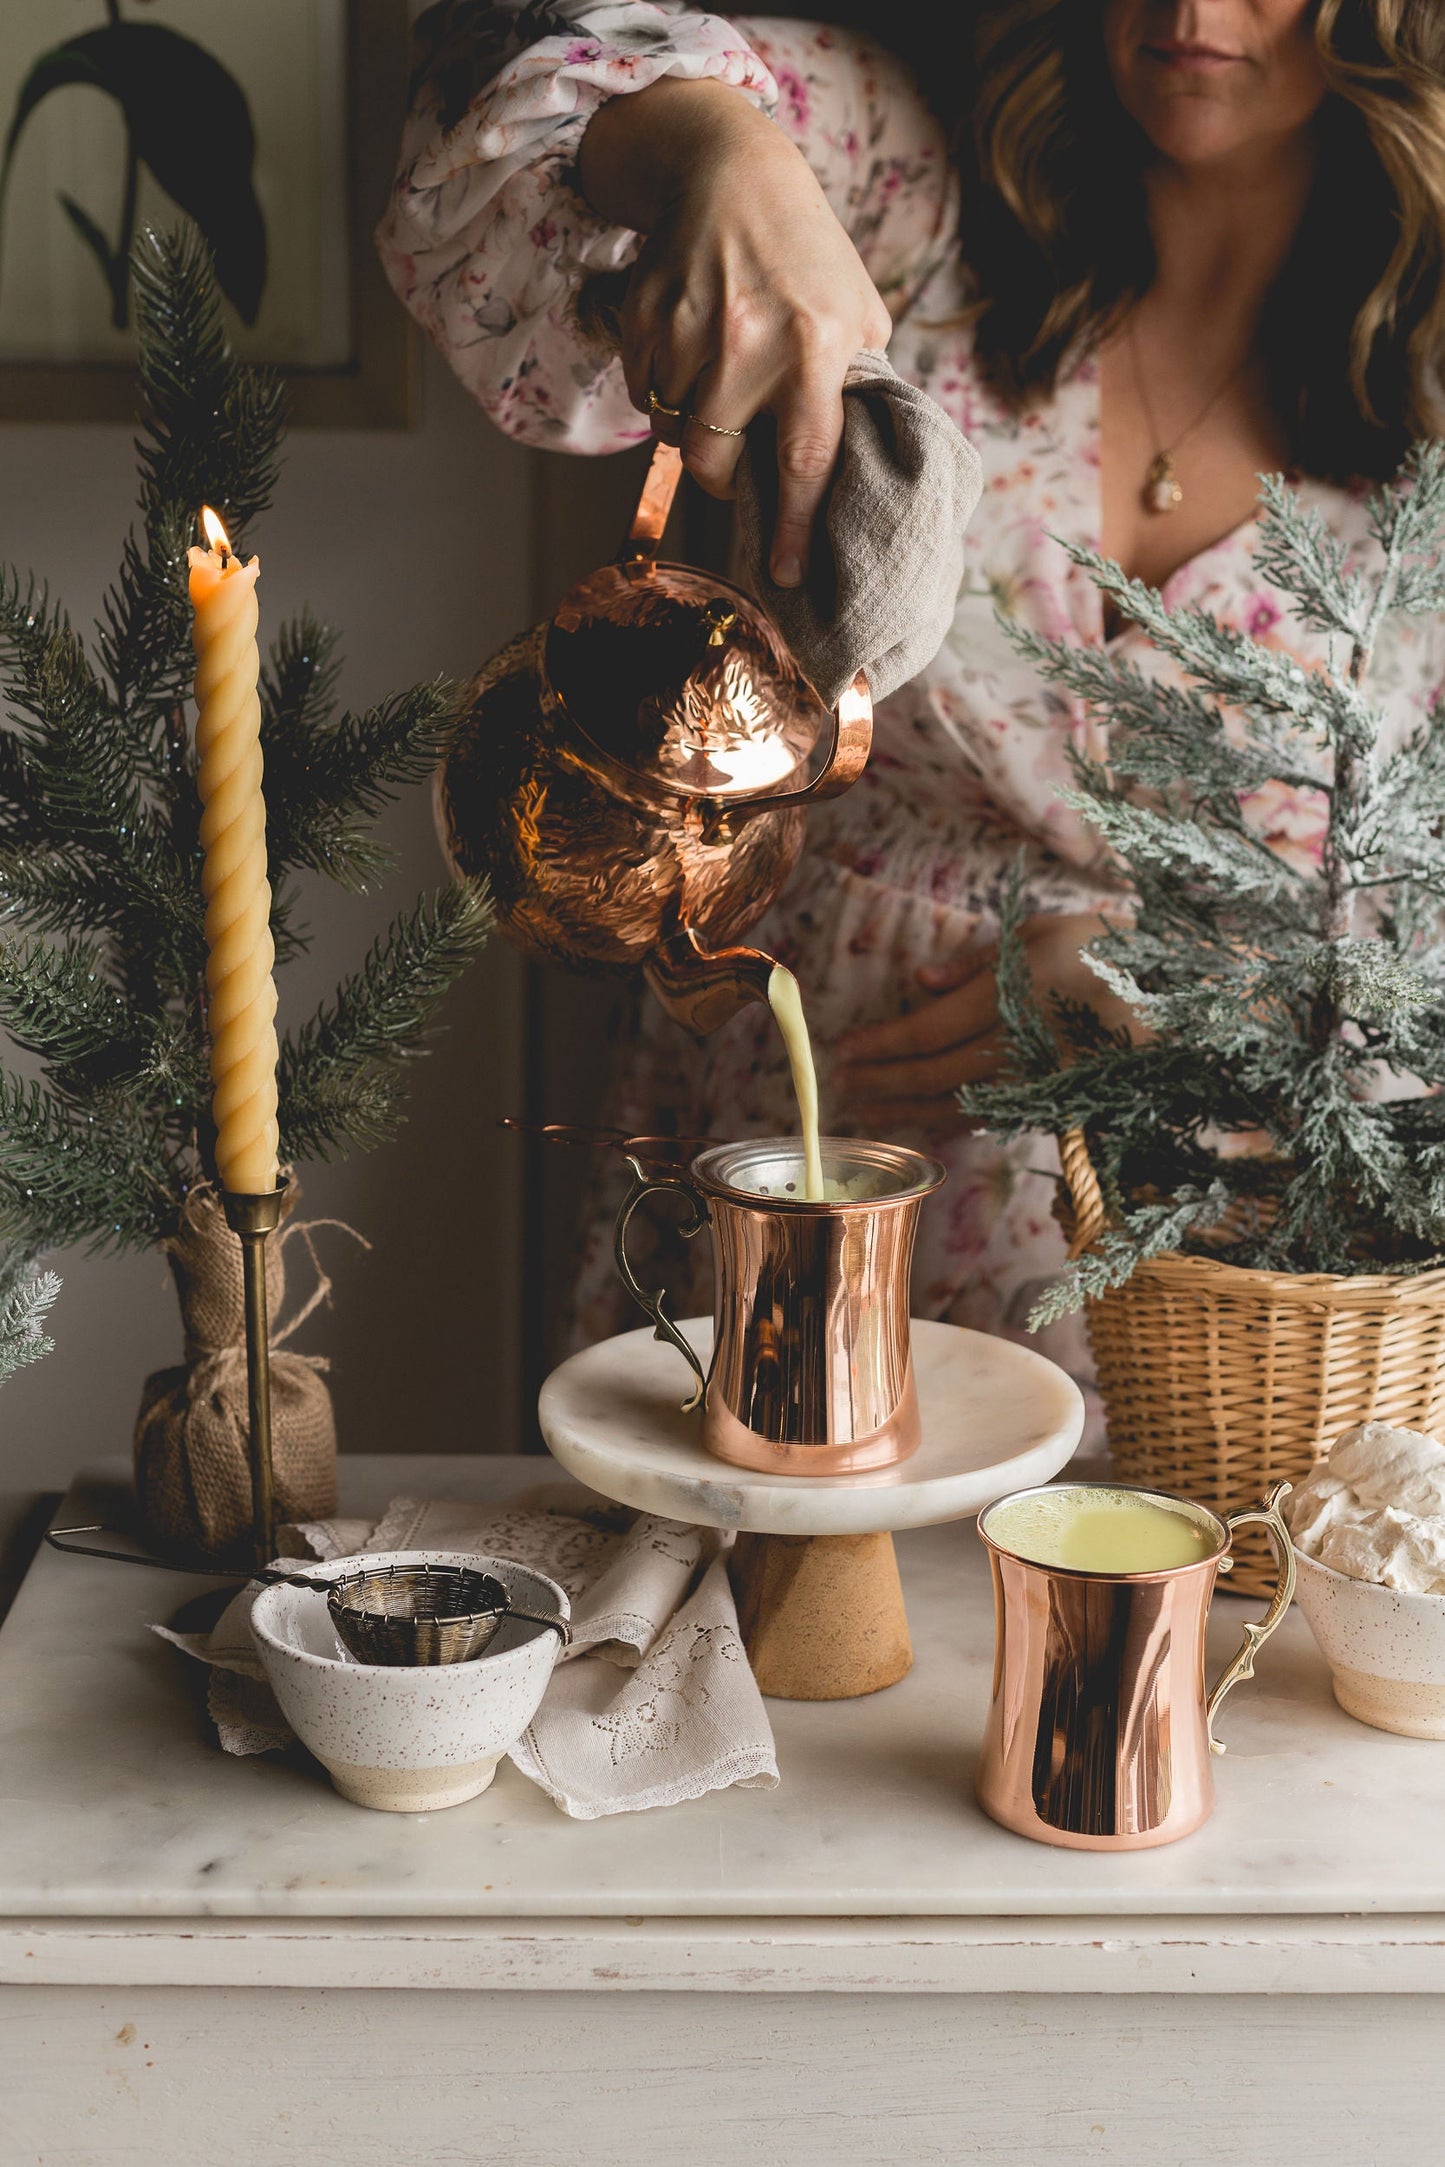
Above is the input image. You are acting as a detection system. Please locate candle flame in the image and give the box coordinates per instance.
[199,505,232,557]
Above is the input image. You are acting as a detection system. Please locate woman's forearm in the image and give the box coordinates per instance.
[577,74,783,232]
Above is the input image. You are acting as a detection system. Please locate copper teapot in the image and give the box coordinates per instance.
[438,444,871,1031]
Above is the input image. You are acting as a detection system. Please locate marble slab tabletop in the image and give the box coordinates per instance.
[1,1454,1444,1923]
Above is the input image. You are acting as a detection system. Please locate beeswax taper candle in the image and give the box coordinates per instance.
[188,506,279,1194]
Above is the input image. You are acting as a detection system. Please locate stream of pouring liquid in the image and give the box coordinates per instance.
[766,964,825,1201]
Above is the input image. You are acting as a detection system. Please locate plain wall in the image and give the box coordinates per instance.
[0,341,535,1488]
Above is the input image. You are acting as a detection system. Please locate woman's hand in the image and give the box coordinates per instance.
[831,914,1138,1129]
[578,78,892,586]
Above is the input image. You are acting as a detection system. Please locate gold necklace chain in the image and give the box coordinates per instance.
[1127,316,1249,516]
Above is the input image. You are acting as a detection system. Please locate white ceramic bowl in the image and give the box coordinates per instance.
[1292,1546,1445,1739]
[250,1550,569,1811]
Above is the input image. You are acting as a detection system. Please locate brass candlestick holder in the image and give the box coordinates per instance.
[221,1180,288,1571]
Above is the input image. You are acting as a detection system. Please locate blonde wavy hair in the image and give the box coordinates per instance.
[960,0,1445,480]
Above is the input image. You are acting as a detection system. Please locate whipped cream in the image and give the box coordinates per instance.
[1287,1421,1445,1594]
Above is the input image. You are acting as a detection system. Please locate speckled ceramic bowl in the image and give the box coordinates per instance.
[1292,1547,1445,1740]
[250,1550,569,1811]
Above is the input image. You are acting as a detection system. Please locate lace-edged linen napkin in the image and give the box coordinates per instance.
[154,1484,778,1819]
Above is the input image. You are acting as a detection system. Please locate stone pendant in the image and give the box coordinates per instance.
[1145,452,1182,514]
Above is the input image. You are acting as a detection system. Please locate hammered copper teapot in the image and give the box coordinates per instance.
[438,443,872,1032]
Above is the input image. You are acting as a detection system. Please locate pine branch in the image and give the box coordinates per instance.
[992,855,1058,1080]
[0,1246,60,1388]
[0,591,201,985]
[0,933,143,1063]
[0,567,78,731]
[1010,625,1327,800]
[99,226,283,741]
[1060,542,1379,756]
[1367,441,1445,619]
[1027,1182,1232,1329]
[0,934,207,1124]
[1056,787,1298,901]
[261,612,343,754]
[1251,474,1367,642]
[279,882,492,1160]
[963,1041,1264,1151]
[0,1074,171,1252]
[264,676,459,891]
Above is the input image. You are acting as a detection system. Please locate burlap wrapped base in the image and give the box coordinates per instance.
[134,1185,338,1565]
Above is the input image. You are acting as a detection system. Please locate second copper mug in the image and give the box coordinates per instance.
[614,1136,945,1474]
[975,1481,1297,1850]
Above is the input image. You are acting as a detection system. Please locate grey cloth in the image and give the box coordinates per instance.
[735,349,983,706]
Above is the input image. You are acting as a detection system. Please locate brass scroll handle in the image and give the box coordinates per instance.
[1205,1481,1297,1757]
[613,1153,708,1410]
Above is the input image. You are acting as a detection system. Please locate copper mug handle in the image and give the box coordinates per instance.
[1205,1481,1297,1756]
[613,1153,708,1410]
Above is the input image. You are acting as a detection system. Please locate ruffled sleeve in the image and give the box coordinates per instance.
[377,5,957,454]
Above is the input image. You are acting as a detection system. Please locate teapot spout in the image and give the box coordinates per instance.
[645,925,778,1036]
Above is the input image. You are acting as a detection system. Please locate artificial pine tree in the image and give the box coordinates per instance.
[0,226,492,1259]
[965,444,1445,1328]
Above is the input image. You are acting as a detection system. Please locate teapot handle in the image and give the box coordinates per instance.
[621,441,873,796]
[756,668,872,808]
[621,443,685,566]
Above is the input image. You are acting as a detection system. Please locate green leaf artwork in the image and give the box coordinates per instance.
[964,445,1445,1326]
[0,3,266,331]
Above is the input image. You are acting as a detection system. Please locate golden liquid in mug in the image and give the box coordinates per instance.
[986,1486,1217,1574]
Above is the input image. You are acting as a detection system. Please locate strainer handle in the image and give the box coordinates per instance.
[509,1607,572,1649]
[614,1153,708,1410]
[45,1525,332,1592]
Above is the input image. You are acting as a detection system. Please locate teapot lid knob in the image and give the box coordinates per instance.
[703,598,738,648]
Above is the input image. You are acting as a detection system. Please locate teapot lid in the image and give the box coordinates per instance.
[542,559,832,800]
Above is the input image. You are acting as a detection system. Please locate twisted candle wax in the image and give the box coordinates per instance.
[188,508,279,1194]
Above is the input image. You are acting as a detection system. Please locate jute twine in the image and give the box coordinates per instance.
[1060,1128,1445,1595]
[134,1183,360,1566]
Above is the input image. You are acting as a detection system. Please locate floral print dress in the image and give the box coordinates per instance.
[378,4,1445,1391]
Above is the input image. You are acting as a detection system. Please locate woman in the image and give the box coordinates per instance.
[379,1,1445,1375]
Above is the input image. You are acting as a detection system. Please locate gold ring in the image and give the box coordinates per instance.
[647,388,683,422]
[688,413,746,440]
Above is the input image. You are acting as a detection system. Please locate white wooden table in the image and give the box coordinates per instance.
[2,1454,1443,2167]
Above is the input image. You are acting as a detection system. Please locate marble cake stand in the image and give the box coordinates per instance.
[539,1318,1085,1701]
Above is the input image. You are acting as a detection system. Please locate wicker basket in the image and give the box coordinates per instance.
[1059,1128,1445,1595]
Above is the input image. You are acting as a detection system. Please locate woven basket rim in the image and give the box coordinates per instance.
[1057,1129,1445,1307]
[1114,1246,1445,1303]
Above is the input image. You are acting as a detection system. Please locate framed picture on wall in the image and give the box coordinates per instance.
[0,0,416,427]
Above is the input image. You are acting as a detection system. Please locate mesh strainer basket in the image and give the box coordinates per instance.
[326,1560,570,1665]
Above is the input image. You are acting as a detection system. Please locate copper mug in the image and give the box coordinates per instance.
[615,1136,945,1474]
[975,1481,1297,1850]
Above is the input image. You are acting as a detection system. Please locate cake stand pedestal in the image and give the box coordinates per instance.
[539,1317,1085,1701]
